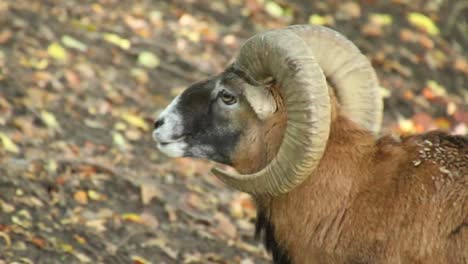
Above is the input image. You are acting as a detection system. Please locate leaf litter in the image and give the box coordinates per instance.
[0,0,466,263]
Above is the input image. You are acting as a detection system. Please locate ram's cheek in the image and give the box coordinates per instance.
[157,142,187,157]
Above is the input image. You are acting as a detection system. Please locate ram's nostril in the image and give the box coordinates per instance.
[154,118,165,129]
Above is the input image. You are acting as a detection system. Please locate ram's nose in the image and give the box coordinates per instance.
[154,118,165,130]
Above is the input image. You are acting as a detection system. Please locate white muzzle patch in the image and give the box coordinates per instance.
[153,95,187,157]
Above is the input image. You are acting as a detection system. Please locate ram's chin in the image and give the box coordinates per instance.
[157,142,187,158]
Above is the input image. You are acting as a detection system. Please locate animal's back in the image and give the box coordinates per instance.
[350,131,468,263]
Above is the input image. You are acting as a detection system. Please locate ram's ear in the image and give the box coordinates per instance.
[244,86,277,120]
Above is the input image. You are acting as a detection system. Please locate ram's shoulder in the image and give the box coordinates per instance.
[374,131,467,190]
[401,131,467,176]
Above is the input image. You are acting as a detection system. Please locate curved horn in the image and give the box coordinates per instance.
[212,28,331,196]
[289,25,383,134]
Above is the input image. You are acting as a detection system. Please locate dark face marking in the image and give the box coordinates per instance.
[154,73,257,165]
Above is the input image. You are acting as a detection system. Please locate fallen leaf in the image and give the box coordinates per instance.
[0,199,15,213]
[132,256,151,264]
[103,33,131,50]
[74,190,88,205]
[88,190,105,201]
[85,219,107,232]
[361,23,382,37]
[426,80,446,97]
[454,58,468,74]
[418,35,434,49]
[370,13,393,26]
[407,12,439,36]
[0,231,11,248]
[31,237,46,248]
[74,234,87,245]
[60,242,74,253]
[336,2,361,20]
[446,102,457,116]
[112,131,129,150]
[11,215,32,228]
[434,118,451,130]
[309,14,334,26]
[121,213,143,223]
[400,28,417,42]
[125,129,142,141]
[62,35,87,52]
[230,193,256,219]
[0,30,12,44]
[23,57,49,70]
[40,110,61,129]
[0,132,19,153]
[120,112,149,130]
[47,42,68,61]
[137,51,160,69]
[265,1,284,18]
[398,117,416,134]
[380,86,391,98]
[73,252,92,263]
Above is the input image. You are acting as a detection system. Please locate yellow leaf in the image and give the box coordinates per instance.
[265,1,284,18]
[122,213,143,223]
[426,80,446,97]
[379,86,391,98]
[103,33,131,50]
[87,190,103,201]
[309,14,333,26]
[398,118,415,134]
[112,131,128,149]
[40,110,60,129]
[74,234,87,245]
[20,57,49,70]
[60,243,74,253]
[137,51,160,69]
[120,112,149,131]
[47,42,68,61]
[0,132,19,153]
[370,13,393,26]
[408,12,439,36]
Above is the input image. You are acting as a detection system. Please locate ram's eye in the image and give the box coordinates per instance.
[219,90,237,105]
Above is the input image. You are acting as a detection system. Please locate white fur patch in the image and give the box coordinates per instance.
[155,95,182,141]
[157,141,187,157]
[153,95,187,157]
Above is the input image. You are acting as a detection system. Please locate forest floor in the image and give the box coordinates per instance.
[0,0,466,263]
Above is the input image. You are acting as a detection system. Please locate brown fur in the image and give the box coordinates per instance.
[230,87,468,264]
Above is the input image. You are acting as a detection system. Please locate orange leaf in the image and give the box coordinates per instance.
[422,88,436,100]
[403,90,414,100]
[31,237,46,248]
[74,190,88,205]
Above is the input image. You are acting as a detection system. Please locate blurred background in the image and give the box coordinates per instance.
[0,0,466,263]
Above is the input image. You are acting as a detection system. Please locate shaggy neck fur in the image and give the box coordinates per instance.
[257,114,376,263]
[232,87,380,263]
